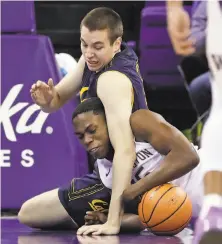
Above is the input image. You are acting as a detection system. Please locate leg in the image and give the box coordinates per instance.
[193,83,222,244]
[189,72,211,117]
[18,188,77,229]
[58,169,111,228]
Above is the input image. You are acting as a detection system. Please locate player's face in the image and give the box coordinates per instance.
[81,25,121,72]
[73,111,111,159]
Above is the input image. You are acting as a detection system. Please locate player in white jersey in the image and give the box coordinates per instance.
[167,1,222,244]
[72,97,200,234]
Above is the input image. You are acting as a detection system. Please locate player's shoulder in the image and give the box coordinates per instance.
[110,42,138,68]
[130,109,168,140]
[130,109,164,124]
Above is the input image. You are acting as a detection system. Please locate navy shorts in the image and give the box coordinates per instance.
[58,169,139,227]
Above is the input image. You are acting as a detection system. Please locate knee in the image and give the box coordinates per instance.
[189,72,210,95]
[18,200,36,227]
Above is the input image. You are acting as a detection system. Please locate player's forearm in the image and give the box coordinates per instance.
[166,0,183,9]
[107,152,136,226]
[128,150,199,198]
[41,56,85,113]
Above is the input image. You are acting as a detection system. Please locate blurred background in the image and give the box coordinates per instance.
[1,0,209,214]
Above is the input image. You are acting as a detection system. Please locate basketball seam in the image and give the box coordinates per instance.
[149,190,188,228]
[144,186,176,225]
[141,185,165,223]
[141,191,149,223]
[153,211,192,234]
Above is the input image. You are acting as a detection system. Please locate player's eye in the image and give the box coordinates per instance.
[95,46,103,50]
[89,129,96,134]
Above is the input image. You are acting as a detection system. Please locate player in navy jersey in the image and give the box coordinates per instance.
[23,7,147,235]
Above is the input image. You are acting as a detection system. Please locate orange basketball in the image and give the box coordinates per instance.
[138,183,192,236]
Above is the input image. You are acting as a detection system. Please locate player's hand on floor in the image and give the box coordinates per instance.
[77,235,120,244]
[77,223,120,235]
[84,210,108,225]
[30,78,56,107]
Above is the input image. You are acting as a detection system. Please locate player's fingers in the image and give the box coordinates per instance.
[175,46,195,56]
[77,226,88,235]
[86,211,95,216]
[31,93,41,106]
[77,225,97,235]
[36,80,43,88]
[171,34,193,45]
[76,235,86,243]
[102,209,109,214]
[85,220,94,225]
[84,214,96,221]
[48,78,54,89]
[180,41,194,50]
[91,230,102,236]
[175,43,194,53]
[30,92,36,101]
[82,227,96,235]
[31,84,37,91]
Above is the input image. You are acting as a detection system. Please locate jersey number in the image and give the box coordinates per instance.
[132,165,150,184]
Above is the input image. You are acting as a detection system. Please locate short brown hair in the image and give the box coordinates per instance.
[81,7,123,44]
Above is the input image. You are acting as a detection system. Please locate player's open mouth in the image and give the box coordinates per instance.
[89,147,99,154]
[87,61,98,66]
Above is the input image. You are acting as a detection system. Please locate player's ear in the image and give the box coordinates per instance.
[113,37,122,53]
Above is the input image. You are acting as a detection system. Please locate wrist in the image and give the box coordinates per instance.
[133,178,147,196]
[40,104,54,113]
[107,218,121,227]
[107,212,121,224]
[107,208,123,227]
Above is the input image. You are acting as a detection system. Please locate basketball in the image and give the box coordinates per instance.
[138,183,192,236]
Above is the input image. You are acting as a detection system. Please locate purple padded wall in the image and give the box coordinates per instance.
[139,6,192,88]
[1,1,36,33]
[1,35,88,208]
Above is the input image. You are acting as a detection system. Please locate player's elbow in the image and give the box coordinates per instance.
[186,149,200,170]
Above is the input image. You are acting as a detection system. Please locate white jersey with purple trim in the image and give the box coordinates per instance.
[97,141,204,217]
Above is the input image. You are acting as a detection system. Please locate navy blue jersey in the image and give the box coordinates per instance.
[80,42,148,112]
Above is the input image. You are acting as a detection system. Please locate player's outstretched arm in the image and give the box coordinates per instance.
[77,71,136,235]
[123,109,200,201]
[98,71,136,230]
[30,55,85,113]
